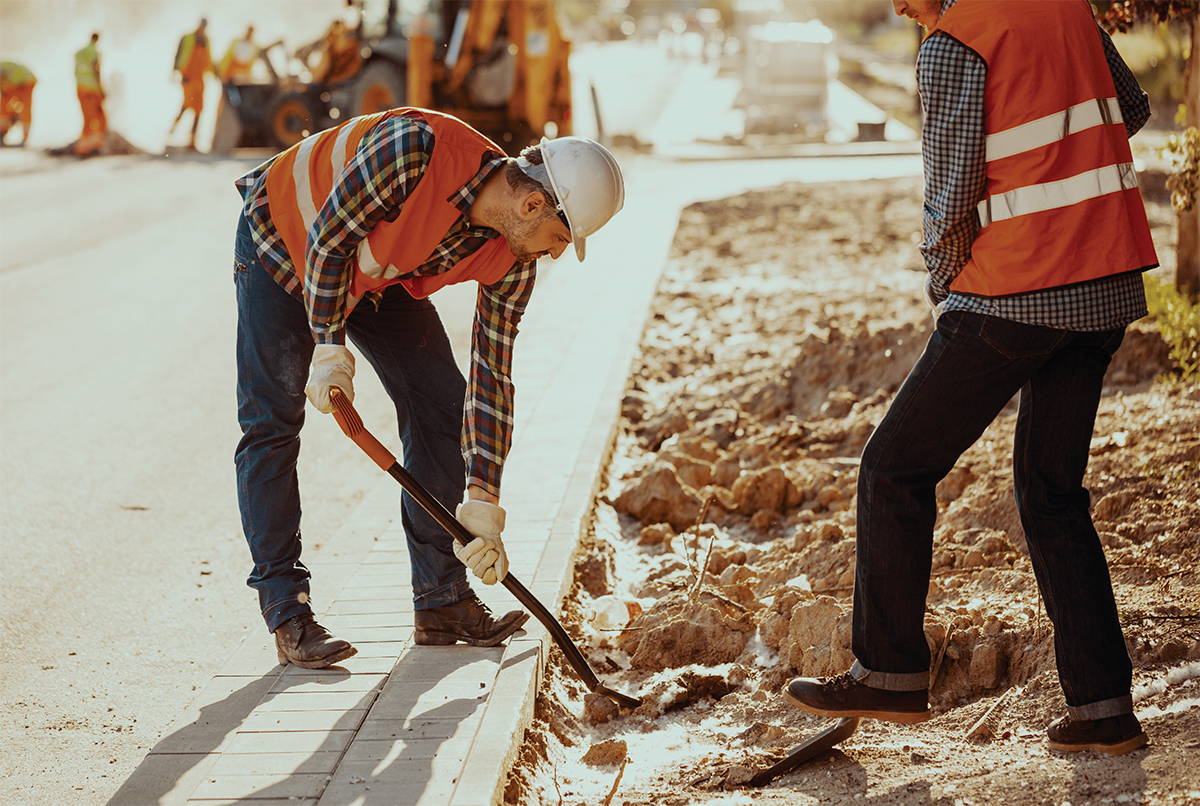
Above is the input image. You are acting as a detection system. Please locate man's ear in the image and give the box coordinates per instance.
[518,191,547,219]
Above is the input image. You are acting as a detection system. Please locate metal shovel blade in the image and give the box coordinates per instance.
[747,717,860,787]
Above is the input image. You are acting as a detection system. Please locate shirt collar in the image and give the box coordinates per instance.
[448,152,507,236]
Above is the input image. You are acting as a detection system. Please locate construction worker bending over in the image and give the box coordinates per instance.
[218,26,261,83]
[785,0,1156,756]
[232,108,624,668]
[74,33,105,157]
[171,18,214,149]
[0,61,36,146]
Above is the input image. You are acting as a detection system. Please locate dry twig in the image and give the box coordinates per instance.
[684,496,716,590]
[929,624,952,691]
[689,530,719,606]
[964,687,1020,741]
[601,756,629,806]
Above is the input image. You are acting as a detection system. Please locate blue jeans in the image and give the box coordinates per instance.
[233,211,473,632]
[852,310,1133,720]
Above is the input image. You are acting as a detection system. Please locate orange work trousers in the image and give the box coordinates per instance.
[180,76,204,114]
[76,88,106,155]
[1,85,34,140]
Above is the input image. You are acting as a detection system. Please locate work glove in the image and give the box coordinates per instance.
[453,500,509,585]
[923,274,948,326]
[305,344,355,414]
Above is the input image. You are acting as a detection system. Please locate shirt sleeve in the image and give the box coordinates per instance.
[915,33,988,301]
[303,115,432,345]
[462,259,537,496]
[1099,26,1150,138]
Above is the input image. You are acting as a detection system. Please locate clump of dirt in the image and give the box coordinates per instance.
[46,130,146,158]
[505,176,1200,805]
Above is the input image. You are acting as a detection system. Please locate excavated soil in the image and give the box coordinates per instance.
[504,176,1200,806]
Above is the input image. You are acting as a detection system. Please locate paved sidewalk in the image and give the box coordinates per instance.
[108,151,922,806]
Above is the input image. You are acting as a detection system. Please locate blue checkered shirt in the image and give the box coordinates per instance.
[918,0,1152,331]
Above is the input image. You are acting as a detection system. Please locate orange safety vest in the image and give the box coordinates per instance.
[264,108,517,308]
[932,0,1156,298]
[175,32,212,78]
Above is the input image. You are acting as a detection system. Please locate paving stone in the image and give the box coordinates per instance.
[223,729,354,756]
[208,750,343,777]
[190,771,330,801]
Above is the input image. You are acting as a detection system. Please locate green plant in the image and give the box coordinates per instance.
[1144,273,1200,384]
[1161,126,1200,213]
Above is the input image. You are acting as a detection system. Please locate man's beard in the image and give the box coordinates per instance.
[494,207,556,262]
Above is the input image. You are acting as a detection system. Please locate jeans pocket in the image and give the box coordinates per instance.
[1099,326,1126,358]
[978,316,1067,360]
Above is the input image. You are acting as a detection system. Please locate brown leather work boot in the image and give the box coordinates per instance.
[414,596,529,647]
[785,670,931,723]
[274,614,357,669]
[1047,713,1147,755]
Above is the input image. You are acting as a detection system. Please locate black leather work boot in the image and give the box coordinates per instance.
[1047,713,1147,755]
[414,596,529,647]
[785,670,931,723]
[274,614,357,669]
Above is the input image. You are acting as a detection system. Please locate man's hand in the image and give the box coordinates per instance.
[305,344,355,413]
[923,274,948,326]
[454,500,508,585]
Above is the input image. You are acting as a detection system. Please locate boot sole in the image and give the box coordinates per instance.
[277,644,358,670]
[785,688,932,724]
[1049,732,1148,755]
[415,612,530,647]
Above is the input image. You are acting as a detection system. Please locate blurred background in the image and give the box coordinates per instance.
[0,0,1191,156]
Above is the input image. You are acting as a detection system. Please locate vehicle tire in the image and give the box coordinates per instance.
[350,61,406,117]
[269,92,318,149]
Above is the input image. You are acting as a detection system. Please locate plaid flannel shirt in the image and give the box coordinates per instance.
[235,114,536,496]
[918,0,1151,331]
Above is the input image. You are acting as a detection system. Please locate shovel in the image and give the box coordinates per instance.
[746,716,860,786]
[329,389,641,710]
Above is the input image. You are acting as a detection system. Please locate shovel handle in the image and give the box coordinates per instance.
[328,390,642,710]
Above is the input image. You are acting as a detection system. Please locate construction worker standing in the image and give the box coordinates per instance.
[0,61,36,146]
[232,108,624,667]
[74,33,105,157]
[170,18,215,149]
[218,25,261,83]
[785,0,1156,757]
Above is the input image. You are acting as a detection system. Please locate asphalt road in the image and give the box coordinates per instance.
[0,148,457,803]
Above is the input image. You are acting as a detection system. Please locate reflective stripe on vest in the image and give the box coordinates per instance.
[986,97,1122,163]
[978,161,1139,228]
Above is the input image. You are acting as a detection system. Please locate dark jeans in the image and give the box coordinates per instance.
[852,310,1133,719]
[233,210,472,632]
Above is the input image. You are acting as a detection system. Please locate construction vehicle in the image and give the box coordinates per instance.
[212,0,572,156]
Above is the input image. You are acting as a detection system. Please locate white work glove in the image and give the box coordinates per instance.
[305,344,355,414]
[923,274,948,326]
[453,500,508,585]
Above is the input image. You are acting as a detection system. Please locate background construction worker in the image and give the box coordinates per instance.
[232,108,624,668]
[73,33,105,157]
[0,61,36,146]
[218,25,261,84]
[171,18,215,149]
[786,0,1156,758]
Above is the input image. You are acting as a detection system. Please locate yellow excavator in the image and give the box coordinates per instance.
[213,0,572,155]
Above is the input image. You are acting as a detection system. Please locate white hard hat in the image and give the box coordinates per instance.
[531,136,624,262]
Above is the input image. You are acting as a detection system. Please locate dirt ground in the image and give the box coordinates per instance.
[503,176,1200,806]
